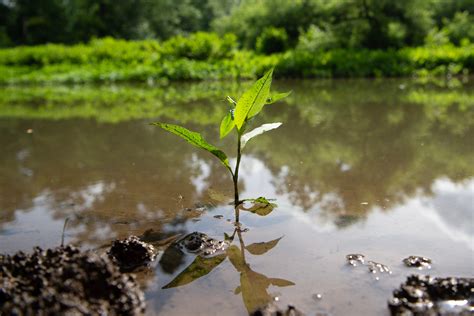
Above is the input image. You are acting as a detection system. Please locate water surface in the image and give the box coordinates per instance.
[0,78,473,315]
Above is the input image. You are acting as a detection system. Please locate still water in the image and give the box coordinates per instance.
[0,78,473,315]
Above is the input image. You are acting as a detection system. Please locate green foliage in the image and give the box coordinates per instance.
[161,32,237,60]
[234,69,274,129]
[296,25,338,52]
[152,70,289,208]
[0,33,473,84]
[256,27,289,54]
[219,111,235,139]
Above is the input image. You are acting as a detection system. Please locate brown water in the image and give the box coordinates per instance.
[0,78,473,315]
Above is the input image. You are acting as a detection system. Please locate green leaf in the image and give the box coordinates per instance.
[234,69,273,130]
[151,122,230,169]
[162,254,227,289]
[245,237,283,256]
[241,122,282,149]
[266,91,292,104]
[219,111,235,139]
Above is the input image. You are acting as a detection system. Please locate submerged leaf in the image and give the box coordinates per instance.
[219,111,235,139]
[242,197,277,216]
[234,69,273,130]
[241,122,282,149]
[266,91,292,104]
[245,237,283,256]
[162,254,227,289]
[151,123,230,169]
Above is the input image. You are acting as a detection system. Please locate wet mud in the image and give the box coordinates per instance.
[388,275,474,315]
[403,256,432,269]
[0,245,145,315]
[251,303,304,316]
[108,235,156,272]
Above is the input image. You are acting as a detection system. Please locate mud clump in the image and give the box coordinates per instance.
[346,254,392,277]
[388,275,474,315]
[251,303,304,316]
[0,245,145,315]
[346,253,365,266]
[403,255,432,269]
[108,235,155,272]
[176,232,229,257]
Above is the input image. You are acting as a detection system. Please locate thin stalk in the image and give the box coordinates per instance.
[237,229,246,261]
[233,134,242,222]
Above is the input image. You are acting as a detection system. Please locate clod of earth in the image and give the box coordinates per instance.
[367,261,392,275]
[0,245,145,315]
[108,235,156,272]
[402,255,432,269]
[346,254,392,276]
[251,303,304,316]
[175,232,229,257]
[346,253,365,266]
[388,275,474,315]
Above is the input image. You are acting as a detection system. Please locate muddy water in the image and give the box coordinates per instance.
[0,78,473,315]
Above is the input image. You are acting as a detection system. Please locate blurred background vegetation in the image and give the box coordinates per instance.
[0,0,473,81]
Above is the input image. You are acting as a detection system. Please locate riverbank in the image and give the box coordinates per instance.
[0,34,473,84]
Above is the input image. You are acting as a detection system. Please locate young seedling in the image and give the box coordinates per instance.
[151,69,290,221]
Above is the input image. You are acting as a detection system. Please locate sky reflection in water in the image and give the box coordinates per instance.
[0,78,473,315]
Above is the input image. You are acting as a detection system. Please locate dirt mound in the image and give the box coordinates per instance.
[0,245,145,315]
[108,235,155,272]
[389,274,474,315]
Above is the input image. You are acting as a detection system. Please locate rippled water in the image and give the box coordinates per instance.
[1,78,473,315]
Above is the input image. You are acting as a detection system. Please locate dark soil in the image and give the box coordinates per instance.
[388,275,474,315]
[0,245,145,315]
[108,235,155,272]
[251,303,304,316]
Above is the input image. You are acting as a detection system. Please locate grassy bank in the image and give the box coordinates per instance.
[0,33,473,84]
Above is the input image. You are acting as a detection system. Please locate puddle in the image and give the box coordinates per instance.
[1,78,473,315]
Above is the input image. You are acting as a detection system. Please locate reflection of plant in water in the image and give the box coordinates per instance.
[161,229,293,314]
[152,69,290,221]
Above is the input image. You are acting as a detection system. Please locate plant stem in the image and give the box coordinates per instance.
[233,134,242,222]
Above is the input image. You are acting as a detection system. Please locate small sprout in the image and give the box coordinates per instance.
[151,69,290,222]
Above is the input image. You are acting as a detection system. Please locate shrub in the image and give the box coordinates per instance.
[256,27,289,54]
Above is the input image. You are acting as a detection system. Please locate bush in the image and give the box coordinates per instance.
[256,27,289,54]
[0,32,473,83]
[296,25,338,52]
[161,32,238,60]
